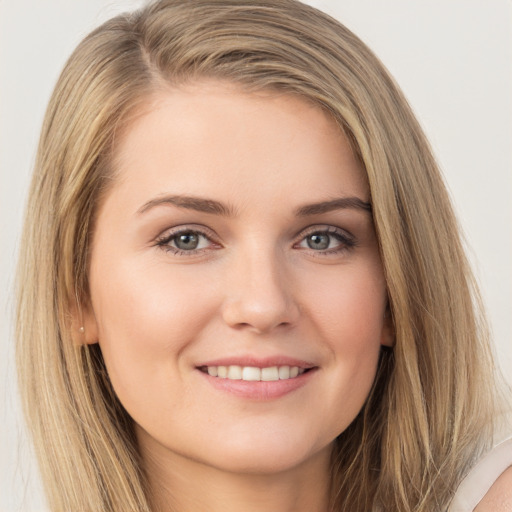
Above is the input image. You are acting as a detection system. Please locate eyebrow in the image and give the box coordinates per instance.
[137,194,372,217]
[295,197,372,216]
[137,195,235,216]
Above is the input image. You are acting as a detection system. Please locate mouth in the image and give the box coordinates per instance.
[198,365,311,381]
[195,358,317,399]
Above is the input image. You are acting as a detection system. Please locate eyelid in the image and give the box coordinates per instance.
[293,224,356,253]
[154,223,356,256]
[295,224,355,241]
[156,223,218,241]
[155,224,221,254]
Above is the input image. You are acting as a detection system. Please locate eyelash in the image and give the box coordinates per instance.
[293,226,356,255]
[155,226,219,256]
[155,225,356,256]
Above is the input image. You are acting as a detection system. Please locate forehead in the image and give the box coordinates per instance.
[106,81,369,215]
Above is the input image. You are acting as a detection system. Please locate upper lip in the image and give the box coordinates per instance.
[197,356,316,369]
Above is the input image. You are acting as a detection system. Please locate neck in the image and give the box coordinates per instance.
[143,442,332,512]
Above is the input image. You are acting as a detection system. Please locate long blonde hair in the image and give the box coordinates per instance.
[16,1,505,510]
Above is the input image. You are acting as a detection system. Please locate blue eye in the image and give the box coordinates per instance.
[174,232,201,250]
[306,233,331,250]
[296,227,355,254]
[157,229,214,254]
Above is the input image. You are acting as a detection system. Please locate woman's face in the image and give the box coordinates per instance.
[85,82,392,476]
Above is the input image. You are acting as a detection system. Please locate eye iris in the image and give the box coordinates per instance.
[307,233,330,250]
[175,233,199,250]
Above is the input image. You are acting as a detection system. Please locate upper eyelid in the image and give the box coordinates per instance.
[156,224,218,241]
[293,226,357,255]
[155,227,220,256]
[294,224,354,241]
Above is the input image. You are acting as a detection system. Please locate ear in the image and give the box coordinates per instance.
[380,306,395,348]
[70,295,99,346]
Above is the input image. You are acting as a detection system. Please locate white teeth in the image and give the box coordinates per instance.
[278,366,290,379]
[204,364,307,381]
[227,365,242,380]
[242,367,261,381]
[261,366,279,381]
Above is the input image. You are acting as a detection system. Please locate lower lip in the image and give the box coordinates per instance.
[197,369,316,400]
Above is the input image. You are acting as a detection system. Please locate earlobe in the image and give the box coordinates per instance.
[71,297,99,346]
[380,308,395,348]
[81,300,99,345]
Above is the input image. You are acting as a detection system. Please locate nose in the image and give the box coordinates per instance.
[221,249,300,334]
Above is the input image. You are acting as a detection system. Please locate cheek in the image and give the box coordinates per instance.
[91,252,217,337]
[301,263,386,428]
[306,261,387,346]
[88,255,217,412]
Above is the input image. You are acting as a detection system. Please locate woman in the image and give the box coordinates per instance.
[16,0,511,510]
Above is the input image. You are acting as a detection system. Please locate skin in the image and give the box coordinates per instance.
[83,81,393,512]
[475,467,512,511]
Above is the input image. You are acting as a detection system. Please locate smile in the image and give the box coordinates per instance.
[200,365,306,381]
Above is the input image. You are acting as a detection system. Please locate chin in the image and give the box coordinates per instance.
[196,429,333,476]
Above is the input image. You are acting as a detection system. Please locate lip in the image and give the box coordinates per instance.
[195,356,318,400]
[197,356,315,369]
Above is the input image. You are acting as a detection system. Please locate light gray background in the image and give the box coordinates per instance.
[1,1,510,510]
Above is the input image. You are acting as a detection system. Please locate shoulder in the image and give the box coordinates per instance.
[474,466,512,511]
[449,437,512,512]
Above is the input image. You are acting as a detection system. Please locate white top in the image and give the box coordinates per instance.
[448,436,512,511]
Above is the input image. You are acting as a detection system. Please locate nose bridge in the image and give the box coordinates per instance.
[221,241,298,333]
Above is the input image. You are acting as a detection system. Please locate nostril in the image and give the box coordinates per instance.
[221,282,300,331]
